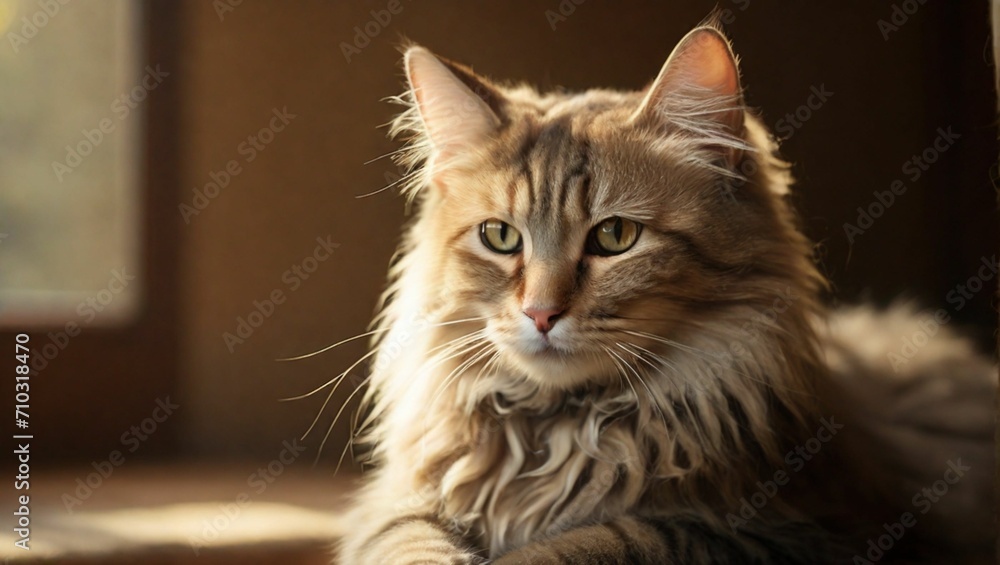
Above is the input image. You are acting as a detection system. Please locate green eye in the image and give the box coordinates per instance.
[480,220,523,254]
[587,217,642,256]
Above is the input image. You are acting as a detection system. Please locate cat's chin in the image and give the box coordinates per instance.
[504,347,609,390]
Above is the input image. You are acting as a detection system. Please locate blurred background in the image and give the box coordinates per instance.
[0,0,996,562]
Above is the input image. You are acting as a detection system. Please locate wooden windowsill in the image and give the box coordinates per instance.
[2,464,355,564]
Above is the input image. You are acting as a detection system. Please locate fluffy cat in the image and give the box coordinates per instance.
[335,21,995,564]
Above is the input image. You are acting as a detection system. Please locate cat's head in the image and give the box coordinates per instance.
[390,26,823,393]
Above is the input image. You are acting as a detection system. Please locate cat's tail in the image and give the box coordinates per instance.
[814,303,995,559]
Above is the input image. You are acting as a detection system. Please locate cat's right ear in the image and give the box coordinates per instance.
[403,46,503,177]
[630,27,746,167]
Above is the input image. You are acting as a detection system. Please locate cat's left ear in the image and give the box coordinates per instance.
[404,46,504,178]
[631,27,745,166]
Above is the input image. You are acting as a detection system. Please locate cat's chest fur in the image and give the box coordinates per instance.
[404,375,706,555]
[438,403,644,553]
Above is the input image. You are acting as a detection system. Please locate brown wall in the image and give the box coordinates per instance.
[167,0,996,462]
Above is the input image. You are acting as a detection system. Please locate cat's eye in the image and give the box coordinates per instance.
[480,220,523,254]
[587,217,642,256]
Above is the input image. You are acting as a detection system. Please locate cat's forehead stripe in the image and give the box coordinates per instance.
[515,118,591,230]
[556,139,589,214]
[527,119,571,215]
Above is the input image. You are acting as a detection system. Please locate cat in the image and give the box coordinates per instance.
[334,20,995,564]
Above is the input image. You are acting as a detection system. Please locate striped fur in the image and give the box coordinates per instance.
[493,513,836,564]
[335,22,994,565]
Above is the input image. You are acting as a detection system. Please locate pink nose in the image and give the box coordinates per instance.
[523,307,564,333]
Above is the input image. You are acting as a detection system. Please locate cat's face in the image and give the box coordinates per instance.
[398,29,806,390]
[429,113,764,388]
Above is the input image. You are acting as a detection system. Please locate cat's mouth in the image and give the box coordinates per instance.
[484,318,611,386]
[519,330,572,356]
[500,336,609,387]
[528,340,567,357]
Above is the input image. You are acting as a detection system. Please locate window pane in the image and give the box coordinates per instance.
[0,0,142,325]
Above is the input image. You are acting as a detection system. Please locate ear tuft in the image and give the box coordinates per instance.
[635,27,743,118]
[402,46,501,169]
[632,27,747,166]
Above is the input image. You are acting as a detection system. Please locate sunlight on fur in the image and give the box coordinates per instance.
[324,19,996,565]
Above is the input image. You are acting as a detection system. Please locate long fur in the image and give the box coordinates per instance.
[336,24,994,565]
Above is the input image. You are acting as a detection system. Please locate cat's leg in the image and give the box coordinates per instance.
[339,512,485,565]
[337,476,486,565]
[492,512,835,565]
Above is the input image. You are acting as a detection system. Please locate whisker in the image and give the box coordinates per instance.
[618,341,698,393]
[601,346,631,398]
[363,146,410,165]
[295,350,378,442]
[623,331,811,406]
[277,329,390,363]
[315,373,371,465]
[410,335,486,381]
[345,328,490,443]
[295,321,490,464]
[460,349,503,412]
[427,341,492,410]
[617,342,661,373]
[281,348,380,403]
[623,330,712,358]
[336,432,354,475]
[426,328,487,355]
[354,169,418,199]
[349,335,491,465]
[616,343,671,432]
[612,337,714,446]
[474,350,502,386]
[605,347,641,402]
[279,315,488,362]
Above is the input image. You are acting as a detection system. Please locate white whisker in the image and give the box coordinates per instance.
[315,373,371,465]
[280,315,488,362]
[428,342,494,410]
[285,346,382,444]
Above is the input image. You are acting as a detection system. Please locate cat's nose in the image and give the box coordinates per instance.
[523,306,564,333]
